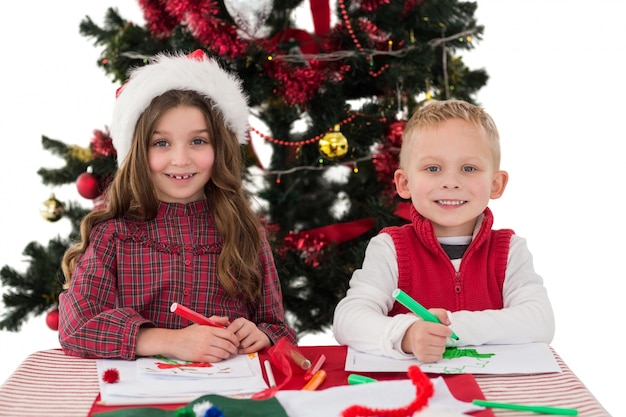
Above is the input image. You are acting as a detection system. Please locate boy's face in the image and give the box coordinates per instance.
[394,118,508,237]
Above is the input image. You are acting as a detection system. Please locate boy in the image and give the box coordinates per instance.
[333,99,554,362]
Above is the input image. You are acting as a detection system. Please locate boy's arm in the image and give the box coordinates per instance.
[448,235,555,346]
[333,233,418,359]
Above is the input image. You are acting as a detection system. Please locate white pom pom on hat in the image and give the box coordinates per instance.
[110,49,250,165]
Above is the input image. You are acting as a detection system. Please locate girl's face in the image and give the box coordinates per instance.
[148,105,215,204]
[394,118,508,237]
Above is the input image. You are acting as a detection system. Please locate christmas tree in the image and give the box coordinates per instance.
[0,0,487,336]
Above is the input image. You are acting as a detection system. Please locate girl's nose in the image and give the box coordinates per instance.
[170,146,190,165]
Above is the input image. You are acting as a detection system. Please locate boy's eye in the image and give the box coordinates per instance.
[426,166,440,173]
[462,166,476,173]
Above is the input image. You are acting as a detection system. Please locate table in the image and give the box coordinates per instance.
[0,347,610,417]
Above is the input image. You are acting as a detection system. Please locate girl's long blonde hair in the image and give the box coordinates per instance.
[61,90,263,302]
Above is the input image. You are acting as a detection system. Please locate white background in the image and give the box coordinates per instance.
[0,2,622,415]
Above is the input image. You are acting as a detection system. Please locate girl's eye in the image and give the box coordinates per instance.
[192,138,209,145]
[152,139,169,147]
[462,166,476,173]
[426,166,440,173]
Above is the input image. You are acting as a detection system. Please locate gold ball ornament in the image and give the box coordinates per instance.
[318,124,349,160]
[40,193,65,222]
[68,145,93,163]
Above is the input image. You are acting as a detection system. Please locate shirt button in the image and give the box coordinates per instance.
[183,289,190,296]
[184,260,191,266]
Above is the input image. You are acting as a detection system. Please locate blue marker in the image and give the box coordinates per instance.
[392,289,459,340]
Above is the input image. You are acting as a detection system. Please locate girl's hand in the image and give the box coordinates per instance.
[227,317,271,354]
[168,323,239,363]
[137,324,240,363]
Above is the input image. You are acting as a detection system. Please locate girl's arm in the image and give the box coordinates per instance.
[250,236,297,345]
[58,222,151,359]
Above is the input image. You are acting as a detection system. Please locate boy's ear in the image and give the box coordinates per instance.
[490,170,509,199]
[394,169,411,199]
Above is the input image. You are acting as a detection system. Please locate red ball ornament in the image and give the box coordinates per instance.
[386,120,407,147]
[46,308,59,331]
[76,172,100,199]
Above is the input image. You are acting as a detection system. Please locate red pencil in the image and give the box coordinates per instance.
[170,302,225,328]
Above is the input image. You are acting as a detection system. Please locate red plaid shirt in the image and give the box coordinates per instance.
[58,200,296,359]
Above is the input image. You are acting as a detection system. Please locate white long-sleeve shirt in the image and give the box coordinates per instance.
[332,232,555,359]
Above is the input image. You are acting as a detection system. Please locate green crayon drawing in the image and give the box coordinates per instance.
[419,347,495,374]
[442,347,495,360]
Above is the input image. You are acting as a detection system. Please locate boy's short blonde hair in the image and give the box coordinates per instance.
[399,99,501,170]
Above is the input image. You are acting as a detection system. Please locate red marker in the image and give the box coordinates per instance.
[170,302,225,328]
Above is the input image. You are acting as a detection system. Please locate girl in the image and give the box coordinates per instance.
[58,50,296,363]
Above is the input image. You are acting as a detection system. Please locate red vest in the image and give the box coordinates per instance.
[385,206,513,315]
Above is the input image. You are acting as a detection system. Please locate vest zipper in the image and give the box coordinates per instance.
[454,271,461,293]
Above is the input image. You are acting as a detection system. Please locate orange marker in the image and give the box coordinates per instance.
[301,369,326,391]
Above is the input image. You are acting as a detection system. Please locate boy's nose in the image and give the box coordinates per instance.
[441,173,461,189]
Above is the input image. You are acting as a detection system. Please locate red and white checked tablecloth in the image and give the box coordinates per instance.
[0,348,611,417]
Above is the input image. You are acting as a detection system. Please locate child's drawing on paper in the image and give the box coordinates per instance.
[419,347,495,374]
[138,354,255,378]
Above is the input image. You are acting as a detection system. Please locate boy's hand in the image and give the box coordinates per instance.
[401,308,453,362]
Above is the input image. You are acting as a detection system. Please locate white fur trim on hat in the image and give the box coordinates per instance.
[110,50,250,165]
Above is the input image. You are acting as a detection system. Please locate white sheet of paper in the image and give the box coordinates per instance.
[345,343,561,374]
[96,353,268,406]
[276,377,481,417]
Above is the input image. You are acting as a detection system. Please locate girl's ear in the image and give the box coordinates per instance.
[490,170,509,199]
[394,169,412,199]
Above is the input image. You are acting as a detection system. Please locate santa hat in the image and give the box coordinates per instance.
[110,49,249,165]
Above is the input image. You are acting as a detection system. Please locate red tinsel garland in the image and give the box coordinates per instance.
[360,0,390,13]
[138,0,179,36]
[90,129,116,158]
[266,61,329,106]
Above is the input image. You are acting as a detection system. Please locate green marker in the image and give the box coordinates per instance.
[392,289,459,340]
[472,400,578,415]
[347,374,377,385]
